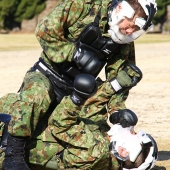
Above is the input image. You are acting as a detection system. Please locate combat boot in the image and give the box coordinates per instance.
[2,134,30,170]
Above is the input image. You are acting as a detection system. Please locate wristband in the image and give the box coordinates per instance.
[110,79,122,92]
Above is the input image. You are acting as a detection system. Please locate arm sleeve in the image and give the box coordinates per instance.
[106,42,136,80]
[81,42,136,117]
[48,96,103,149]
[106,42,136,113]
[35,0,85,63]
[48,96,79,134]
[80,81,116,119]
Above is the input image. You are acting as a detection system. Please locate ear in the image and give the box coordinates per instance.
[116,3,122,13]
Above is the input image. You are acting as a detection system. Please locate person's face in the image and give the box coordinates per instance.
[118,146,129,158]
[115,4,140,35]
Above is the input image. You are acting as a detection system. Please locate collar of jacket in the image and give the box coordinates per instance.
[85,0,102,5]
[83,0,110,34]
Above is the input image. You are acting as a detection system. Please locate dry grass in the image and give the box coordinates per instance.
[135,33,170,44]
[0,34,41,51]
[0,33,170,51]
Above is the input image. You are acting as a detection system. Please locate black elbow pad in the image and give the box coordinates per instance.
[72,48,101,75]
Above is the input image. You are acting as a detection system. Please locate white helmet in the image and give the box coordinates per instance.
[108,0,157,44]
[108,125,158,170]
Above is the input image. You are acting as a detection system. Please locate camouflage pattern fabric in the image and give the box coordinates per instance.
[0,66,139,169]
[0,0,137,137]
[0,0,140,169]
[0,61,141,169]
[0,94,120,169]
[35,0,137,113]
[46,96,120,170]
[0,71,55,136]
[0,47,138,169]
[35,0,136,73]
[35,0,109,65]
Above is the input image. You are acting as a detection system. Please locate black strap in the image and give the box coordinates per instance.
[111,0,118,7]
[147,134,158,159]
[118,160,123,170]
[32,59,74,103]
[0,113,11,151]
[143,3,157,30]
[94,8,101,26]
[33,58,74,90]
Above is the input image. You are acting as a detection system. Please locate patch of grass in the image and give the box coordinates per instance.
[0,33,170,51]
[0,34,41,51]
[135,33,170,44]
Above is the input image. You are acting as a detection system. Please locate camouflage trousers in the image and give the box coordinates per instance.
[0,70,123,169]
[0,91,119,169]
[0,70,55,137]
[0,124,119,170]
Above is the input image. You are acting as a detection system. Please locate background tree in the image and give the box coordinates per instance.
[1,0,170,31]
[153,0,170,31]
[0,0,46,30]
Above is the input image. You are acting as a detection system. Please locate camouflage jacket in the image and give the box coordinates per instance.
[28,96,119,170]
[4,0,137,168]
[0,93,119,169]
[35,0,136,114]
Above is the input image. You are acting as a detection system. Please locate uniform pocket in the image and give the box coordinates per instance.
[55,121,98,149]
[68,4,97,40]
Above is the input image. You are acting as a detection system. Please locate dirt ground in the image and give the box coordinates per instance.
[0,42,170,169]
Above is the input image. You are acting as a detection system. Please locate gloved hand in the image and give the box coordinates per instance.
[109,64,143,92]
[72,48,101,75]
[109,109,138,128]
[70,73,97,106]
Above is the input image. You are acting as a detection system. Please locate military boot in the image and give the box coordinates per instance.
[2,134,30,170]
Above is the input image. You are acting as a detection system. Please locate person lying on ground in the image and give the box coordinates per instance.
[0,88,157,170]
[107,124,158,170]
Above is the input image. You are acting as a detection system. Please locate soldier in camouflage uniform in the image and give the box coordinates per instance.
[0,0,157,169]
[0,92,157,170]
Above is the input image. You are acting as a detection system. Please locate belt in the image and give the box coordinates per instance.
[33,58,74,90]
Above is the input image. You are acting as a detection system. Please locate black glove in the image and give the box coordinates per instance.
[109,109,138,128]
[109,64,143,92]
[72,48,101,75]
[70,74,97,106]
[125,64,143,87]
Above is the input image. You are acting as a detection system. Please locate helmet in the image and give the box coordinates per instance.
[108,0,157,44]
[108,124,158,169]
[137,134,158,170]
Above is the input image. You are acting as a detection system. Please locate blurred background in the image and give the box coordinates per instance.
[0,0,170,34]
